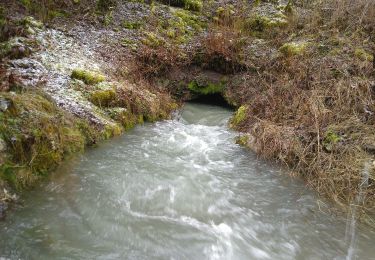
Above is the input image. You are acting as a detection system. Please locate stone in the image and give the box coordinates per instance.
[0,97,11,112]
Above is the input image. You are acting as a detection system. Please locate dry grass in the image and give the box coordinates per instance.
[128,0,375,213]
[222,0,375,214]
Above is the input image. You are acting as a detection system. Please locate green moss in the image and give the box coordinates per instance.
[122,20,143,30]
[230,105,248,127]
[323,130,341,152]
[354,48,374,62]
[188,81,225,95]
[0,91,88,190]
[103,11,113,26]
[106,107,143,130]
[121,38,138,50]
[184,0,202,12]
[89,89,116,107]
[159,9,204,44]
[174,9,204,31]
[71,69,106,85]
[235,135,249,146]
[20,16,43,29]
[102,123,122,140]
[142,32,165,47]
[279,42,308,56]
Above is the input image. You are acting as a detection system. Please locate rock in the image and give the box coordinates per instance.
[363,144,375,154]
[8,58,46,89]
[0,97,12,112]
[0,37,33,60]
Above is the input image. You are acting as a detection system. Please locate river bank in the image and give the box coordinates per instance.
[0,1,178,218]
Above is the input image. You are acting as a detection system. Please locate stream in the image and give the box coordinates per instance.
[0,103,374,259]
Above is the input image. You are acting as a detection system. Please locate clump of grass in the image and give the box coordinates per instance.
[354,48,374,62]
[71,69,106,85]
[184,0,202,12]
[89,89,116,107]
[122,20,143,30]
[279,42,308,56]
[230,105,248,128]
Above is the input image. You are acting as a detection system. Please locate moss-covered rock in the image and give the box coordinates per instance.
[71,69,106,85]
[0,37,35,60]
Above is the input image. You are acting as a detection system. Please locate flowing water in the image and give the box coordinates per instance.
[1,103,375,259]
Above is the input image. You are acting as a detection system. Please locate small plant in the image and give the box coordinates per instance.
[323,130,342,152]
[122,20,143,30]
